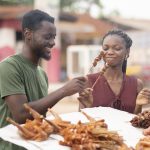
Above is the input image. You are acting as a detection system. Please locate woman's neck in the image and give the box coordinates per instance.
[104,67,124,81]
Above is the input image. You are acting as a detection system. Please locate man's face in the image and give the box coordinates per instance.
[31,21,56,60]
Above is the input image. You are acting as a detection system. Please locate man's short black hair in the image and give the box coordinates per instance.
[22,9,55,31]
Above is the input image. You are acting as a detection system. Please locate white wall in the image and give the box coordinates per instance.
[127,31,150,65]
[0,28,16,48]
[34,0,60,48]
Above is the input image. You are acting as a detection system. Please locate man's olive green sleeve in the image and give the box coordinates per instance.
[0,62,25,98]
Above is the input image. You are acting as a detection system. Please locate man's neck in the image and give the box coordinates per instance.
[22,44,39,65]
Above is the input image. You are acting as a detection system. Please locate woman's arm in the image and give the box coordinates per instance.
[78,76,93,110]
[134,78,150,114]
[134,78,143,114]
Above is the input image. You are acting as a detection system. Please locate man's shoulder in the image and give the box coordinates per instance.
[0,54,21,67]
[0,54,22,73]
[38,66,45,73]
[37,66,48,79]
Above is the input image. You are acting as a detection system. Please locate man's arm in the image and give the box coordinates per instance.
[5,77,87,124]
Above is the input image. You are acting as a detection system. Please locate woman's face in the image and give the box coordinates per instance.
[102,34,129,67]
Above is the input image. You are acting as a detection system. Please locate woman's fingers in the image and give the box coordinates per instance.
[79,88,93,97]
[136,88,150,105]
[143,126,150,136]
[78,88,93,108]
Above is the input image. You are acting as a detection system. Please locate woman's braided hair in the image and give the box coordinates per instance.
[102,29,133,73]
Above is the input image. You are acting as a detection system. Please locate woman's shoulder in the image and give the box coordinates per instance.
[125,74,138,81]
[125,74,143,93]
[87,72,101,79]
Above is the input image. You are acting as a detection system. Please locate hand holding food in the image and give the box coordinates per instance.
[136,88,150,106]
[77,50,109,108]
[78,88,93,108]
[143,126,150,136]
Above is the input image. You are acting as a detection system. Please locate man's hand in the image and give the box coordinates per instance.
[62,77,88,96]
[78,88,93,108]
[136,88,150,105]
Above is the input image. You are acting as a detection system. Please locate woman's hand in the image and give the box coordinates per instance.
[78,88,93,108]
[136,88,150,106]
[143,126,150,136]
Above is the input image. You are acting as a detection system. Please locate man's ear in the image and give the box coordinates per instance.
[23,28,32,40]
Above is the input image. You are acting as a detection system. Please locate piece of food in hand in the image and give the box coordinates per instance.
[136,94,149,105]
[92,51,105,67]
[136,88,150,105]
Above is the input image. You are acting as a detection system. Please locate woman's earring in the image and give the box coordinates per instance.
[125,55,129,60]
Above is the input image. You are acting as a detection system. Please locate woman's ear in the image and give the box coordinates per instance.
[125,48,130,60]
[125,55,129,60]
[23,28,32,41]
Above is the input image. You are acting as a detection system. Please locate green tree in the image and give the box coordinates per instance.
[0,0,34,6]
[60,0,103,14]
[109,10,120,17]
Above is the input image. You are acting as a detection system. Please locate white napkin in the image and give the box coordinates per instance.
[0,107,144,150]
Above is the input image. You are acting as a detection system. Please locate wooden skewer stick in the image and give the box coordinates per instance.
[48,108,62,120]
[43,118,61,132]
[91,63,109,89]
[24,103,43,120]
[81,111,95,122]
[78,51,109,107]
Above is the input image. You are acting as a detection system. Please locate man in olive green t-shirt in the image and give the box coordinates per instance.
[0,10,87,150]
[0,54,49,150]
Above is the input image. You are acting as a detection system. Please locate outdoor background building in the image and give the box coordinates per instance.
[1,0,150,113]
[1,4,150,83]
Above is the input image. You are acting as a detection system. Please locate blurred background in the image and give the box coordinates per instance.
[0,0,150,113]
